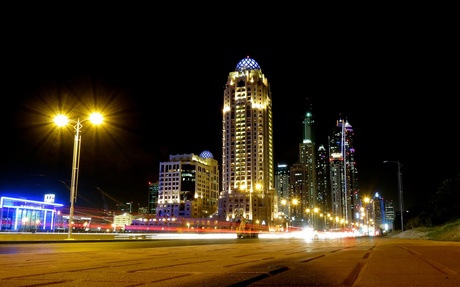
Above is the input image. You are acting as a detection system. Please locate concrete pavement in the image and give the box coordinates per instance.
[1,234,460,286]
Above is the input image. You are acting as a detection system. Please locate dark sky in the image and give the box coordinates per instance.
[1,10,458,212]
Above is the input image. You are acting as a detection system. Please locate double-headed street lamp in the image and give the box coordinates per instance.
[384,160,404,231]
[281,198,298,230]
[55,113,103,239]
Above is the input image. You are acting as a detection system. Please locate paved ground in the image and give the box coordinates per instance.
[0,232,117,242]
[1,234,460,286]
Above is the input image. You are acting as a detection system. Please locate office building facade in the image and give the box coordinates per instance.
[156,151,219,219]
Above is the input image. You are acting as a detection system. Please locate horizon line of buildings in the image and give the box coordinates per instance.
[0,56,396,233]
[148,56,395,232]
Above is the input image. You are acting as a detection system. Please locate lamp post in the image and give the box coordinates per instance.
[281,198,298,231]
[291,199,298,227]
[55,113,103,239]
[313,207,319,230]
[384,160,404,231]
[363,197,370,235]
[281,199,289,230]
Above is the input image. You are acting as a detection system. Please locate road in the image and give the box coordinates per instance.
[1,235,460,286]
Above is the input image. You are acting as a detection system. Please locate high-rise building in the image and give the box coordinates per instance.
[275,163,290,219]
[291,106,317,226]
[385,199,395,230]
[289,163,305,226]
[156,151,219,219]
[218,56,276,229]
[316,144,329,219]
[328,117,360,226]
[148,181,159,215]
[300,107,317,210]
[372,192,385,230]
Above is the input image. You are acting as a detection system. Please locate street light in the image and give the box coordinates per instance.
[281,199,293,230]
[55,113,103,239]
[384,160,404,231]
[363,197,370,235]
[280,198,297,231]
[281,199,288,230]
[291,199,298,226]
[313,207,319,230]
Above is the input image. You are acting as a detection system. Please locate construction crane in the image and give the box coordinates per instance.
[60,180,94,207]
[96,187,131,212]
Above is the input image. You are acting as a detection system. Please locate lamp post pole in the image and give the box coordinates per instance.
[366,204,370,236]
[384,160,404,231]
[363,197,370,236]
[291,199,298,228]
[287,202,291,230]
[313,207,319,230]
[281,199,288,231]
[68,119,82,239]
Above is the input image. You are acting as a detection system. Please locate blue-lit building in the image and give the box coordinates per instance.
[0,195,63,232]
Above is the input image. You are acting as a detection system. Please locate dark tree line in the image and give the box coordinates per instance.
[406,172,460,228]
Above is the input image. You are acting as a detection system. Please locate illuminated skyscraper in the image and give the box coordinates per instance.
[275,163,290,219]
[385,199,395,230]
[316,144,329,222]
[218,56,275,229]
[296,105,317,223]
[372,192,386,230]
[329,117,359,226]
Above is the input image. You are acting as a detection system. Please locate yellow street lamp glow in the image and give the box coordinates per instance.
[54,115,69,126]
[89,113,103,124]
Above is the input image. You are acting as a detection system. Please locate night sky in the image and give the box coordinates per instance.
[1,10,457,212]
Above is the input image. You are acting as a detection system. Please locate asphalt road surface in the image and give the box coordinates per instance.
[1,236,460,286]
